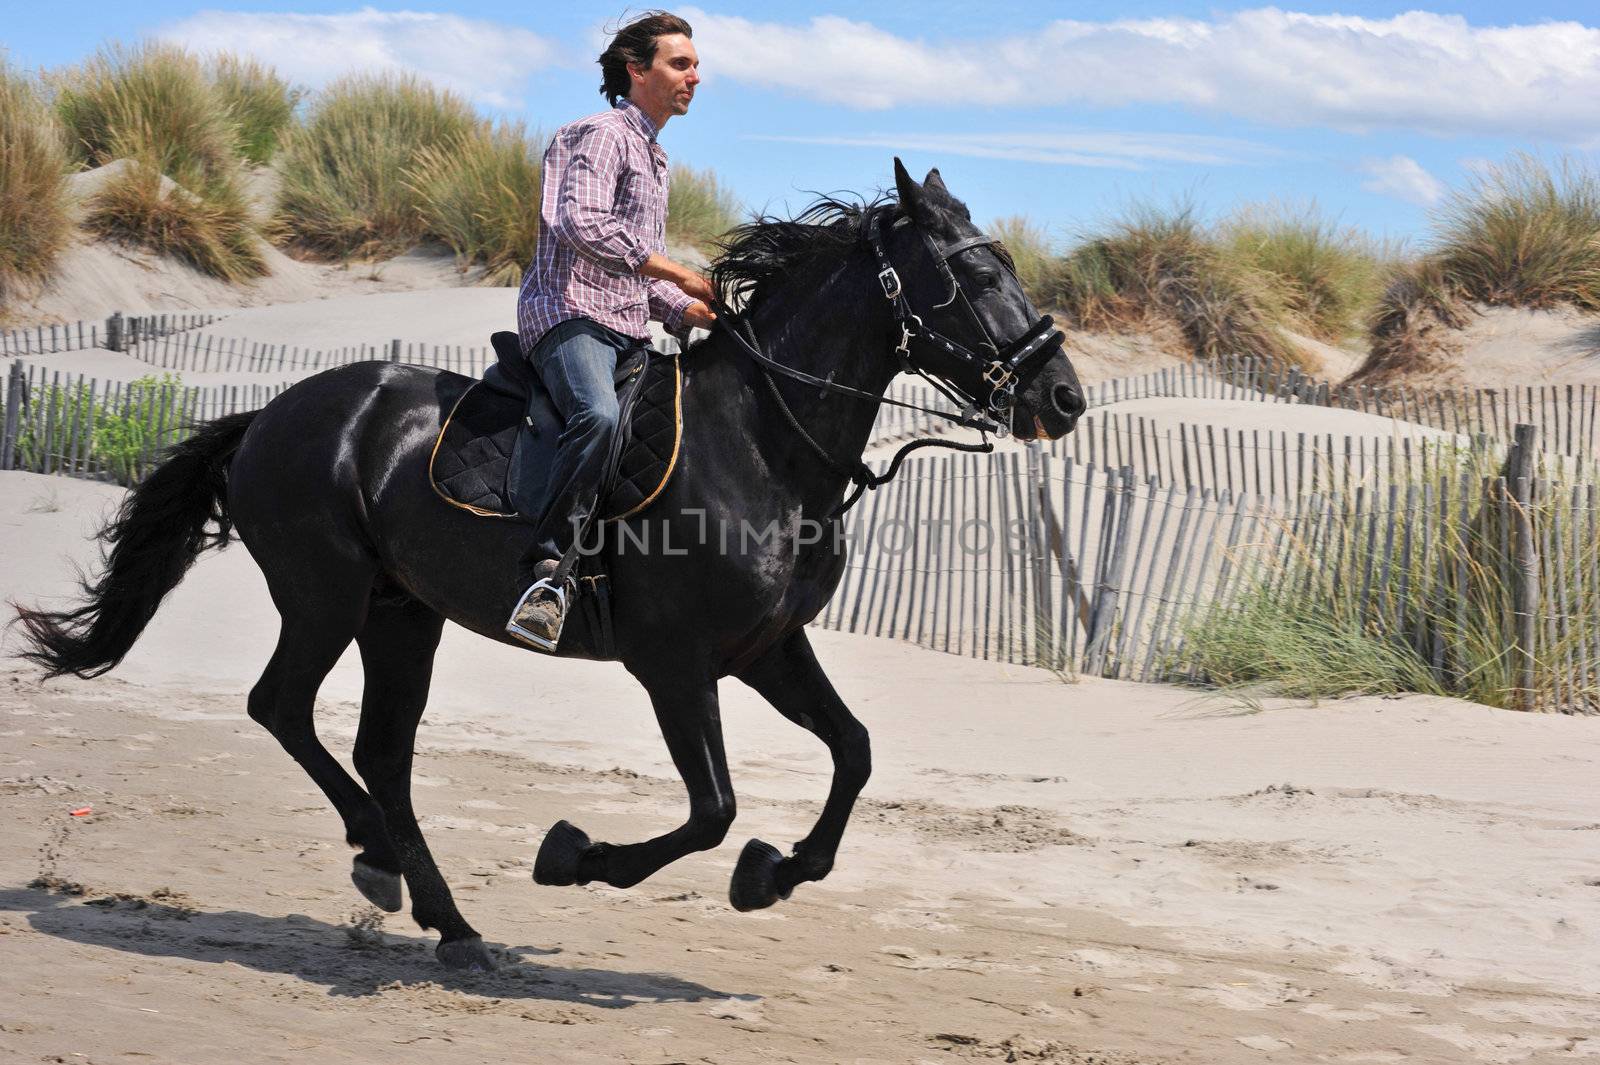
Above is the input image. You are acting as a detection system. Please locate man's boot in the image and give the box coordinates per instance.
[506,559,567,652]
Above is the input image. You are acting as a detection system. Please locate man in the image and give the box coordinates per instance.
[508,11,716,650]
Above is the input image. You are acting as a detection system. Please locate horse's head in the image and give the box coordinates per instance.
[883,159,1084,441]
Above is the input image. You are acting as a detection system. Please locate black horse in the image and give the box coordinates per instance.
[15,162,1083,970]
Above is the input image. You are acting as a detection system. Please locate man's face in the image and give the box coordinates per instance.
[629,33,699,119]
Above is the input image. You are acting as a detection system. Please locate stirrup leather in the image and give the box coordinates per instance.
[506,575,569,652]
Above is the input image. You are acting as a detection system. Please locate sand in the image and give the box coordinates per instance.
[1353,305,1600,391]
[3,469,1598,1064]
[1436,306,1600,388]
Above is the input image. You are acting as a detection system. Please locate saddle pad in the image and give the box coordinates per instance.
[430,351,682,522]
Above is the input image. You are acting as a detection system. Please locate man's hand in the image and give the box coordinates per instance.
[681,301,716,330]
[642,253,716,305]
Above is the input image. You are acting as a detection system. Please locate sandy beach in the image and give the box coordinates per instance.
[3,471,1598,1064]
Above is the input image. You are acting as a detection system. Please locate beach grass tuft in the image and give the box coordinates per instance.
[409,121,545,286]
[274,72,479,258]
[0,58,73,310]
[667,162,741,251]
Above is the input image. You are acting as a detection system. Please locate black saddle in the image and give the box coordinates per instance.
[429,330,683,524]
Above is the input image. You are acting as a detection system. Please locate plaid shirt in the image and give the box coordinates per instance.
[517,100,695,353]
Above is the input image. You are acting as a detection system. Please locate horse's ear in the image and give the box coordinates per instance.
[893,157,928,222]
[923,168,950,198]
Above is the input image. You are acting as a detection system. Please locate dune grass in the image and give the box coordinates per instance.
[0,59,73,309]
[82,153,267,282]
[988,215,1057,304]
[1220,203,1386,342]
[1182,444,1600,711]
[410,121,544,286]
[275,73,479,258]
[1357,155,1600,382]
[1182,589,1446,703]
[1043,201,1304,367]
[52,43,238,182]
[208,54,301,166]
[667,163,741,250]
[49,42,268,282]
[1434,154,1600,312]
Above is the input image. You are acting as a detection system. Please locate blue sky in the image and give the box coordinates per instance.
[5,2,1599,247]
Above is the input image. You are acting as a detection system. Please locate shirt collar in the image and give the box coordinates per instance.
[616,99,659,144]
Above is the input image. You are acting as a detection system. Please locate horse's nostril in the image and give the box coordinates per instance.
[1053,383,1085,419]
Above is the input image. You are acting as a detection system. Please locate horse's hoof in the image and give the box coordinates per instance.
[351,856,403,912]
[436,935,495,971]
[533,820,592,886]
[729,838,791,912]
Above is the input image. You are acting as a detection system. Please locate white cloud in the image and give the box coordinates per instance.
[746,131,1284,170]
[683,7,1600,139]
[1359,155,1447,206]
[159,8,559,109]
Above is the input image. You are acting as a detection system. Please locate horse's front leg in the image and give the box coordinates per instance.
[532,679,736,890]
[731,629,871,910]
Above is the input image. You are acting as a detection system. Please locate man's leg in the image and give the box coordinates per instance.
[509,319,629,647]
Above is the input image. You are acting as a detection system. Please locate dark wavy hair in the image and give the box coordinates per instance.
[598,11,693,107]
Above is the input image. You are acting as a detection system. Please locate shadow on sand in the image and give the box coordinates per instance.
[0,883,754,1008]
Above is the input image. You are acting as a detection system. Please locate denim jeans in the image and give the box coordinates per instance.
[521,317,638,571]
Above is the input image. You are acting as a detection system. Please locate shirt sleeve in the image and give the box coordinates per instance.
[647,276,696,330]
[547,125,650,274]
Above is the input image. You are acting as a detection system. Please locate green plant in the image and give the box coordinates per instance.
[409,121,543,286]
[988,215,1057,307]
[1048,200,1302,367]
[274,73,478,258]
[83,151,266,281]
[1182,444,1600,710]
[667,162,740,249]
[94,374,189,482]
[1434,154,1600,311]
[1352,256,1471,383]
[208,54,301,165]
[1221,202,1386,341]
[52,42,237,183]
[0,57,72,310]
[12,374,188,484]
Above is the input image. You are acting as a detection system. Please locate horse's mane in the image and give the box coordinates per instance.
[710,194,896,312]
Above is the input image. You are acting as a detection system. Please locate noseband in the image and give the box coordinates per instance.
[864,207,1064,428]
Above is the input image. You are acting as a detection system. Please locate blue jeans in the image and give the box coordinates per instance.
[522,318,638,570]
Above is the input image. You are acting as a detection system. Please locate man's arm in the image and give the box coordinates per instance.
[646,274,697,331]
[547,126,647,274]
[643,255,717,331]
[548,127,716,324]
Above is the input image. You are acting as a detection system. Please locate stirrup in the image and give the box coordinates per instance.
[506,576,568,653]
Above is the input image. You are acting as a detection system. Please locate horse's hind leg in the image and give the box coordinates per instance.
[731,629,871,910]
[533,679,735,891]
[351,596,490,971]
[248,572,401,899]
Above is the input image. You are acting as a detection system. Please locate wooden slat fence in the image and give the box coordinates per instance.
[816,432,1598,713]
[0,359,286,485]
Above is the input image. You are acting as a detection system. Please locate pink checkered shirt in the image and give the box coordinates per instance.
[517,100,695,354]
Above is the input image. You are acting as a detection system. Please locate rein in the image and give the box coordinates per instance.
[714,311,995,523]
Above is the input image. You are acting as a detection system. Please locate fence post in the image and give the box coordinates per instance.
[1,361,24,471]
[1502,424,1540,711]
[105,312,125,353]
[389,338,402,363]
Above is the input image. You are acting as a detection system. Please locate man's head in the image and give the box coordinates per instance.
[598,11,698,122]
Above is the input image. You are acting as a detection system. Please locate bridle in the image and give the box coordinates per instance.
[712,204,1066,519]
[863,207,1065,427]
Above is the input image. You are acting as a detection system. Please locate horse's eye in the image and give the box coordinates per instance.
[974,271,999,290]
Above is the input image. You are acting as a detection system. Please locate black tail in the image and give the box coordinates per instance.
[12,411,259,679]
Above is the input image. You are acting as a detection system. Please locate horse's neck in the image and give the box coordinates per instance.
[684,267,895,514]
